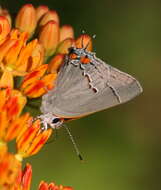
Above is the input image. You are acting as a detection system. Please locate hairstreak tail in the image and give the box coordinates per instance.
[38,46,143,130]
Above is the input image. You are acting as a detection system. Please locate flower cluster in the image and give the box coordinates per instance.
[0,3,93,189]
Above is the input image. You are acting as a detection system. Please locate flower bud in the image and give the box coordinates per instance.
[60,25,74,42]
[48,54,64,73]
[36,5,49,22]
[56,38,74,54]
[0,16,11,45]
[0,7,12,27]
[39,10,59,26]
[15,4,36,37]
[39,20,59,56]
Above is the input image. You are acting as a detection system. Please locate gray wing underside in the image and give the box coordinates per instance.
[41,57,142,118]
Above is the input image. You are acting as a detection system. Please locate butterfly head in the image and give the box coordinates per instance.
[37,113,64,130]
[68,46,94,65]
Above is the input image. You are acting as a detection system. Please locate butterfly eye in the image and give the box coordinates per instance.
[51,118,61,124]
[69,53,78,59]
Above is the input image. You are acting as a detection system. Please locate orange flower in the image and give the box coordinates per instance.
[0,151,21,188]
[0,88,27,142]
[0,29,45,79]
[21,64,57,98]
[0,16,10,45]
[39,181,73,190]
[16,119,52,158]
[13,164,73,190]
[13,163,32,190]
[4,113,30,142]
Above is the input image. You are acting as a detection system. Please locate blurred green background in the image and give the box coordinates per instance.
[1,0,161,189]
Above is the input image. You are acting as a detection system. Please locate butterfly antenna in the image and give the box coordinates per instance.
[63,124,83,161]
[81,30,86,48]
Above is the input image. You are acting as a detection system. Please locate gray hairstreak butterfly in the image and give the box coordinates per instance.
[38,45,143,130]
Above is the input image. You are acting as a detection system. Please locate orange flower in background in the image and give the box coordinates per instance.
[39,181,73,190]
[13,164,73,190]
[0,88,26,142]
[21,64,57,98]
[16,119,52,158]
[0,3,92,189]
[0,151,21,189]
[15,4,37,37]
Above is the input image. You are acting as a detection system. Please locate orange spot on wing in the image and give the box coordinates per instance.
[80,56,91,64]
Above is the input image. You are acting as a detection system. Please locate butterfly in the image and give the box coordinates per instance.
[38,46,143,130]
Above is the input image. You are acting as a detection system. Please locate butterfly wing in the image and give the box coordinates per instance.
[41,55,142,118]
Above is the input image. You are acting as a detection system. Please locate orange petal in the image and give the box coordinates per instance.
[0,152,21,187]
[41,73,57,90]
[39,10,59,26]
[4,113,30,142]
[0,71,14,88]
[4,31,28,67]
[27,128,52,156]
[0,142,7,160]
[16,120,40,157]
[60,25,74,42]
[16,116,33,143]
[16,120,52,158]
[23,80,46,98]
[0,38,17,62]
[14,163,32,190]
[15,4,36,37]
[56,38,74,54]
[4,90,27,120]
[21,64,48,89]
[0,7,12,27]
[39,20,59,56]
[15,39,38,73]
[0,16,10,45]
[38,181,73,190]
[75,34,92,51]
[48,54,64,73]
[62,187,74,190]
[0,111,9,140]
[0,87,11,111]
[27,43,44,72]
[36,5,49,22]
[23,73,57,98]
[0,89,25,140]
